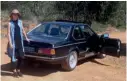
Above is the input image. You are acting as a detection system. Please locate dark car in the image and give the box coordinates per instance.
[24,20,121,71]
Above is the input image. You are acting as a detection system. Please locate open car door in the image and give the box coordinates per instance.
[100,34,121,57]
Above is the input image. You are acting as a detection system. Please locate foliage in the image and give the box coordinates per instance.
[1,1,126,29]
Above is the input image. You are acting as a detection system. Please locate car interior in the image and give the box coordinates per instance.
[50,28,59,35]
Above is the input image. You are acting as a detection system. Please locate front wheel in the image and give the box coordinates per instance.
[61,51,78,71]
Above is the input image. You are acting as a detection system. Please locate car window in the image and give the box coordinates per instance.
[31,24,46,35]
[28,23,71,39]
[80,25,94,39]
[73,26,84,40]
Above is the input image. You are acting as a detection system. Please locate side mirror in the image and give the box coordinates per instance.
[101,33,109,38]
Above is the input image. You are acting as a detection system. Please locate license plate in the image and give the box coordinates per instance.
[24,46,35,53]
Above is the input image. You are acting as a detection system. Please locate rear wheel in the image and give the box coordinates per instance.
[61,51,78,71]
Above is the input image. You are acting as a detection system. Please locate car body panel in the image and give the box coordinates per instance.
[24,21,121,63]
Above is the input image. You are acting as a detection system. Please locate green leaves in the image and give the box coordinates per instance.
[1,1,126,28]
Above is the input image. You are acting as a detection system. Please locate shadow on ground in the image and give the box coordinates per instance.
[1,56,110,77]
[1,62,61,77]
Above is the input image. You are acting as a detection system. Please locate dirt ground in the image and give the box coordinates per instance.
[1,31,126,81]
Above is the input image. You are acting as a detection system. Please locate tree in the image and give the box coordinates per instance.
[55,1,125,26]
[1,1,126,27]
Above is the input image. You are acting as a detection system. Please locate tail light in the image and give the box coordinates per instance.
[38,48,55,55]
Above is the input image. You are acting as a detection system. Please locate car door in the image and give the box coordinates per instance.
[80,25,121,57]
[80,25,100,53]
[100,35,121,57]
[72,25,88,56]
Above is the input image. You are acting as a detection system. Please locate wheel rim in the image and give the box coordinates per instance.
[69,52,77,69]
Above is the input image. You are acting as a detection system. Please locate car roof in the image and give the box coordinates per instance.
[41,21,86,27]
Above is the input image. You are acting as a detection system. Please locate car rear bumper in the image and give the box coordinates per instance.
[24,54,67,63]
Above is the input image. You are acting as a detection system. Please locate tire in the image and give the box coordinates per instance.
[61,51,78,71]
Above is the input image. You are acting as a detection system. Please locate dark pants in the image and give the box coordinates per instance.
[11,48,24,70]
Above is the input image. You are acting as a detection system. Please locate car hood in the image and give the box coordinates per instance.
[27,34,65,44]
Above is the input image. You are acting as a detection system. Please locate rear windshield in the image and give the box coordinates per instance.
[28,23,72,39]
